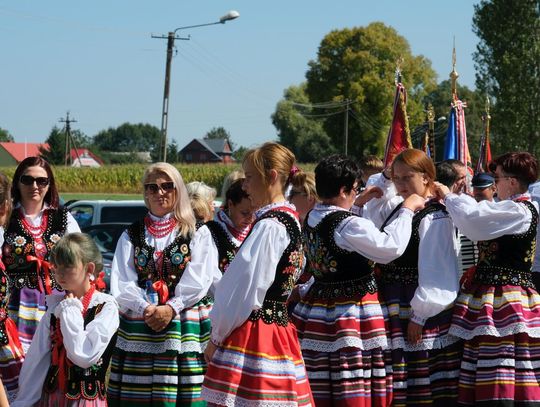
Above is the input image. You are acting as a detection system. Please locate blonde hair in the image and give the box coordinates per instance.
[243,142,296,193]
[50,233,103,277]
[186,181,216,222]
[142,162,196,237]
[220,169,244,199]
[289,172,319,201]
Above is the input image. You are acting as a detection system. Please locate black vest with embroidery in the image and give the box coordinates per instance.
[474,200,538,287]
[43,303,117,400]
[0,265,11,345]
[378,202,447,285]
[248,210,303,326]
[205,220,239,274]
[2,207,68,291]
[303,210,377,299]
[127,221,191,297]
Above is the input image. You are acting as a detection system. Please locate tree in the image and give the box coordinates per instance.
[272,84,337,162]
[40,126,91,165]
[305,22,437,158]
[0,127,14,142]
[93,123,162,159]
[421,80,485,162]
[205,127,231,140]
[232,146,248,161]
[473,0,540,156]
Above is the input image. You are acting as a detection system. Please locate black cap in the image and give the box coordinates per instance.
[472,173,495,188]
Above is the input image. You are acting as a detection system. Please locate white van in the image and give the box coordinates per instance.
[67,200,148,228]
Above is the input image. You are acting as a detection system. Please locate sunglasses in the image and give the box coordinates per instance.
[144,181,175,194]
[20,175,50,187]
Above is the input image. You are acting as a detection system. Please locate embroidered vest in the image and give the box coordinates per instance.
[205,220,240,274]
[43,303,117,400]
[0,263,10,345]
[304,210,377,299]
[378,202,446,285]
[2,207,68,291]
[127,221,191,294]
[474,200,538,287]
[248,210,303,326]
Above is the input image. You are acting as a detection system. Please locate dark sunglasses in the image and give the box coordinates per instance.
[20,175,50,187]
[144,181,175,194]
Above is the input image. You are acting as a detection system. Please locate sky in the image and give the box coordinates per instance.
[0,1,480,150]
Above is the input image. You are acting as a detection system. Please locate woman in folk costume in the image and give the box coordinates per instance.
[0,173,25,402]
[170,178,254,323]
[12,233,118,407]
[202,142,314,407]
[434,152,540,406]
[108,162,208,407]
[363,149,462,406]
[291,155,425,407]
[2,157,80,351]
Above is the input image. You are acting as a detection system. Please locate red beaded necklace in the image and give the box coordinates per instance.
[80,284,96,317]
[144,215,177,238]
[19,208,48,238]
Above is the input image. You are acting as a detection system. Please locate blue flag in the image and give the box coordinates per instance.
[443,106,457,160]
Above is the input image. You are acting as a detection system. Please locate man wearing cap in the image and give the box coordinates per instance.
[472,172,496,202]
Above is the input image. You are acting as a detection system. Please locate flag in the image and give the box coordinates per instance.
[475,132,492,173]
[443,99,470,166]
[383,83,412,167]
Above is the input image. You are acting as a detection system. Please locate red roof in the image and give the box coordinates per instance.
[0,142,49,162]
[69,148,104,166]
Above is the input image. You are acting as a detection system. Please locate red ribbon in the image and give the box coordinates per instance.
[50,319,72,393]
[152,280,169,304]
[94,271,107,291]
[460,265,477,291]
[26,255,53,295]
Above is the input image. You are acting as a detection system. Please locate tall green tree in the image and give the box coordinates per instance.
[93,123,162,159]
[272,84,337,162]
[0,127,14,142]
[305,22,437,158]
[473,0,540,156]
[205,126,231,140]
[421,80,485,162]
[39,126,90,165]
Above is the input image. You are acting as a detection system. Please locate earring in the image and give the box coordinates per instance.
[89,274,95,281]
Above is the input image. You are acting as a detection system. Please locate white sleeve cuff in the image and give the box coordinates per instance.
[410,310,426,326]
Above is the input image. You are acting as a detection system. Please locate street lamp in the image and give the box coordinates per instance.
[152,10,239,162]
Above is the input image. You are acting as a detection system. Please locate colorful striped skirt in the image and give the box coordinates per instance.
[292,291,392,406]
[107,297,211,406]
[382,283,462,406]
[0,318,25,402]
[450,284,540,405]
[202,319,314,407]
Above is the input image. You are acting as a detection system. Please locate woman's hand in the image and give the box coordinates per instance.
[144,305,174,332]
[204,340,218,364]
[402,193,425,212]
[407,321,423,345]
[354,185,383,207]
[433,182,451,200]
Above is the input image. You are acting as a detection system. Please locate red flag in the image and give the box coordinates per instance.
[384,83,412,167]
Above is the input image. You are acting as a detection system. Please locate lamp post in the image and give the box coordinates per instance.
[152,10,239,162]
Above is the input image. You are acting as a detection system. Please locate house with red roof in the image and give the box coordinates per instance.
[70,148,103,167]
[0,142,49,166]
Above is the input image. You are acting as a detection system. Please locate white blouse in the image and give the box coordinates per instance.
[307,203,414,264]
[17,203,81,234]
[363,177,460,326]
[109,212,184,316]
[12,291,119,407]
[444,192,537,241]
[209,202,297,345]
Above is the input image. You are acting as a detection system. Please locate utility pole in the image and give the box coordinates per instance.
[59,112,81,166]
[344,99,350,155]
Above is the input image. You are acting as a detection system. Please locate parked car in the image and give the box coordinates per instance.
[81,222,130,293]
[67,200,148,228]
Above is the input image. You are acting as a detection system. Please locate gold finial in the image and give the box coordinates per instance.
[450,39,459,99]
[427,103,435,124]
[395,56,404,85]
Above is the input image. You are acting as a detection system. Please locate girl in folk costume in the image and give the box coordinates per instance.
[0,173,25,402]
[12,233,119,407]
[172,178,254,315]
[291,155,425,407]
[202,142,314,407]
[108,163,207,407]
[2,157,80,351]
[434,152,540,406]
[363,149,462,406]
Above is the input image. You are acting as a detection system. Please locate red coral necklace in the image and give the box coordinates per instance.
[144,215,177,238]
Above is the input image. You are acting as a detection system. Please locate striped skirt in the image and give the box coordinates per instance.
[202,319,314,407]
[450,284,540,405]
[382,283,462,406]
[292,291,392,406]
[0,318,25,402]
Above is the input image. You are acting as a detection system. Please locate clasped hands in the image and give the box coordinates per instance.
[144,304,175,332]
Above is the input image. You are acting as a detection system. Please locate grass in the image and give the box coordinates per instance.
[61,192,141,201]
